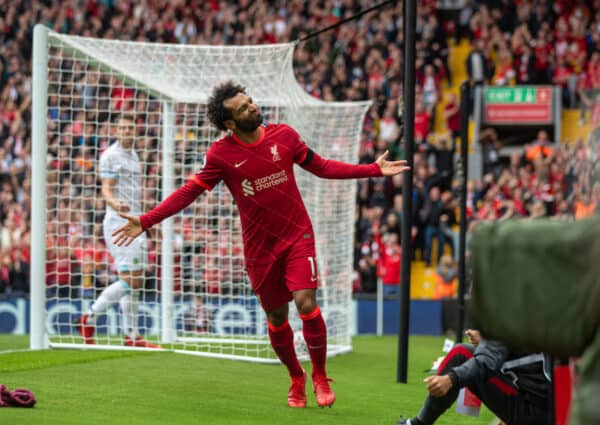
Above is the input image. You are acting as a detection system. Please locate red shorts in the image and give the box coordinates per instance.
[245,238,319,312]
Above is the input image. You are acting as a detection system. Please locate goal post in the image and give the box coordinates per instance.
[161,100,176,345]
[31,24,50,350]
[31,25,370,361]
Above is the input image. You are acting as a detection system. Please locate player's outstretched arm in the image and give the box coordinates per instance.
[375,150,410,176]
[300,148,409,179]
[112,179,207,246]
[112,213,143,247]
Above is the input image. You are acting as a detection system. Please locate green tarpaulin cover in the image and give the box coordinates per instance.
[470,216,600,357]
[470,216,600,425]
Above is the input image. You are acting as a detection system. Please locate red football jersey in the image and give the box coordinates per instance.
[194,123,312,265]
[140,123,382,266]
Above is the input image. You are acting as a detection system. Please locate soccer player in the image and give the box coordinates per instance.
[112,82,409,407]
[78,112,160,348]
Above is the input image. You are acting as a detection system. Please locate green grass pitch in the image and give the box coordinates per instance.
[0,335,494,425]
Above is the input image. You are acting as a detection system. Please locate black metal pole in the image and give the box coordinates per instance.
[297,0,396,43]
[456,81,470,344]
[397,0,416,384]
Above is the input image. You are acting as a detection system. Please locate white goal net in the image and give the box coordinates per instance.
[31,26,370,362]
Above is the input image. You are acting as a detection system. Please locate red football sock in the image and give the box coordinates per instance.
[267,320,304,378]
[300,306,327,377]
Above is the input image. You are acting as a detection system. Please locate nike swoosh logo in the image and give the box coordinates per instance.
[234,159,248,168]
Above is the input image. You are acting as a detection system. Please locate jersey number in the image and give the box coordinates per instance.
[308,257,317,282]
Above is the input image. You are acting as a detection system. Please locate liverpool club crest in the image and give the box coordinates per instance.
[271,145,281,162]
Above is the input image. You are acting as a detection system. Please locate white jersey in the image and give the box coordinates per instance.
[99,142,146,272]
[99,142,142,217]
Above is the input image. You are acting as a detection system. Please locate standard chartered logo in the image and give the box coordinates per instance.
[242,179,255,196]
[242,171,288,197]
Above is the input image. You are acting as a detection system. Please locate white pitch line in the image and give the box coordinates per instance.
[0,348,40,355]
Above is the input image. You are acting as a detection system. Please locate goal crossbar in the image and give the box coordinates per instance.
[31,25,370,362]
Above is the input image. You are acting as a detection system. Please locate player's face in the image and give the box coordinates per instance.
[117,118,136,147]
[224,93,262,132]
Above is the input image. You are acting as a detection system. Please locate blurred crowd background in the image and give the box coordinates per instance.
[1,0,600,300]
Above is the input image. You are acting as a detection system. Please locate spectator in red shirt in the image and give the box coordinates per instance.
[533,36,552,84]
[46,245,74,298]
[414,101,431,145]
[0,254,10,295]
[110,79,135,110]
[511,187,527,217]
[443,93,460,148]
[380,236,402,296]
[374,227,402,296]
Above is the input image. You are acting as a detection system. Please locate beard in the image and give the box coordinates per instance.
[234,113,262,132]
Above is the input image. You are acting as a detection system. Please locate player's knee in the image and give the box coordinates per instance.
[266,303,289,327]
[441,344,474,370]
[294,295,317,315]
[266,310,288,327]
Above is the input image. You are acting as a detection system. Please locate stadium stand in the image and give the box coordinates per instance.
[0,0,599,299]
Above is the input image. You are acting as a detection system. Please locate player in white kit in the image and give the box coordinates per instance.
[78,112,159,348]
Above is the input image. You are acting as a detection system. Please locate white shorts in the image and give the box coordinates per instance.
[103,214,148,273]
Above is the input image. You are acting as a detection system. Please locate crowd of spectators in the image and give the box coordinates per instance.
[1,0,600,299]
[461,0,600,119]
[351,0,600,293]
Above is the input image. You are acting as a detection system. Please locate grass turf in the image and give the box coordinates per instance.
[0,335,494,425]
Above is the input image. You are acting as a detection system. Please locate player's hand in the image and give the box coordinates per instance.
[375,150,410,176]
[424,375,453,397]
[112,213,143,247]
[112,200,130,213]
[466,329,481,346]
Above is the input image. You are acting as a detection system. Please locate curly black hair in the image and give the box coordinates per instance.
[207,81,247,131]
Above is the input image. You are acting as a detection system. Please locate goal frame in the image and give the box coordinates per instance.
[31,25,370,360]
